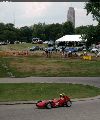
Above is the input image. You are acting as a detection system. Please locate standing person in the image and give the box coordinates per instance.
[62,46,65,56]
[45,48,48,57]
[48,48,51,58]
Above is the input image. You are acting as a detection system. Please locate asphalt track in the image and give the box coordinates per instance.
[0,99,100,120]
[0,77,100,120]
[0,77,100,87]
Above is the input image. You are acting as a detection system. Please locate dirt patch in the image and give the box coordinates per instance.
[9,60,63,72]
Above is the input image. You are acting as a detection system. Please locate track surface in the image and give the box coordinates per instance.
[0,99,100,120]
[0,77,100,87]
[0,77,100,120]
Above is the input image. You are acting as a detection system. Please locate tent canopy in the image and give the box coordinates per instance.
[56,35,82,42]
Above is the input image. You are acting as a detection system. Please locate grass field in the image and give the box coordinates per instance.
[0,43,100,77]
[0,83,100,102]
[0,44,100,102]
[0,43,47,51]
[0,56,100,77]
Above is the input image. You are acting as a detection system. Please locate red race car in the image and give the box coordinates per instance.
[36,94,72,109]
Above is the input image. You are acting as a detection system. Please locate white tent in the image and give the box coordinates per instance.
[56,35,82,42]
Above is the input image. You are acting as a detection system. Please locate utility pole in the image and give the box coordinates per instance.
[13,11,15,27]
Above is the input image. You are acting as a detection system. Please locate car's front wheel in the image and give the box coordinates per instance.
[46,102,52,109]
[66,100,72,107]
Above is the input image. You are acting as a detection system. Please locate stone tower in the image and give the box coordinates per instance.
[67,7,75,27]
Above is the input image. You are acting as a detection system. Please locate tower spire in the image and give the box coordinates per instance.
[67,7,75,27]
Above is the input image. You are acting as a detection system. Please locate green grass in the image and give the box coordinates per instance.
[0,43,100,77]
[0,43,47,51]
[0,83,100,102]
[0,56,100,77]
[0,58,10,77]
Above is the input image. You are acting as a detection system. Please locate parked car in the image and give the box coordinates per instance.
[76,47,83,51]
[43,41,48,44]
[29,46,39,51]
[44,47,55,52]
[37,40,43,44]
[56,46,62,52]
[65,47,77,52]
[82,48,87,51]
[91,48,98,53]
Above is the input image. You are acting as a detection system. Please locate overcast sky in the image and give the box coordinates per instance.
[0,2,98,28]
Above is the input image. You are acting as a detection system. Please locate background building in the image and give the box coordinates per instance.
[67,7,75,27]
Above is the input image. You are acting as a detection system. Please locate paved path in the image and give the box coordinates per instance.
[0,99,100,120]
[0,77,100,87]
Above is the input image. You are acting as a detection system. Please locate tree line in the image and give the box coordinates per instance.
[0,22,99,46]
[0,21,75,44]
[0,1,100,47]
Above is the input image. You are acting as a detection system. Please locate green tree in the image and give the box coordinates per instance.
[32,23,46,41]
[62,21,75,35]
[0,23,6,41]
[3,30,17,44]
[45,23,63,41]
[20,26,32,43]
[6,23,15,31]
[75,26,88,34]
[0,23,18,43]
[81,25,100,47]
[85,1,100,23]
[84,1,100,47]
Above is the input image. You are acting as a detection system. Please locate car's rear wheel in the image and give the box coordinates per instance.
[46,102,52,109]
[36,100,42,107]
[66,100,72,107]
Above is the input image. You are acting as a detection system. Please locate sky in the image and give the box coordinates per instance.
[0,2,98,28]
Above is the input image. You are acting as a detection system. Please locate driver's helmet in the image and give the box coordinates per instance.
[60,93,65,97]
[60,94,63,97]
